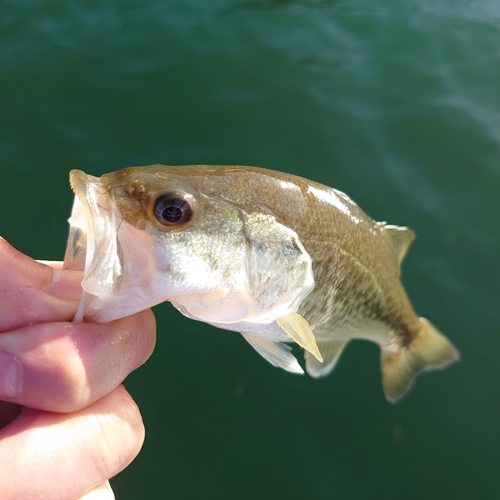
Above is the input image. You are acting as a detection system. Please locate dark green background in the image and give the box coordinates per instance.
[1,1,499,498]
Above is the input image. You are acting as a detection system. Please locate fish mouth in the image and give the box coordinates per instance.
[64,169,172,323]
[64,169,124,321]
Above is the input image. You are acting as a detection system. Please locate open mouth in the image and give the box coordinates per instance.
[64,170,171,323]
[64,170,124,322]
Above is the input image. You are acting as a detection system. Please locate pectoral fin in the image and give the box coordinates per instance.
[241,333,304,374]
[276,313,323,362]
[305,340,348,378]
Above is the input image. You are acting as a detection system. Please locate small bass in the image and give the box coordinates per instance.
[64,165,459,401]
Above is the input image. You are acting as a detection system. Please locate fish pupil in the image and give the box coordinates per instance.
[163,205,182,222]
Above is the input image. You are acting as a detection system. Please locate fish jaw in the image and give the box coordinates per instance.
[64,170,172,322]
[64,170,125,321]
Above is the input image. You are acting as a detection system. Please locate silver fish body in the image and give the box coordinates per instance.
[64,165,459,401]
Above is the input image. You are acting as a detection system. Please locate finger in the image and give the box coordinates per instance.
[0,385,144,500]
[0,309,156,412]
[0,238,83,333]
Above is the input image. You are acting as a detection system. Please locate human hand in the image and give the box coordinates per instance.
[0,237,156,499]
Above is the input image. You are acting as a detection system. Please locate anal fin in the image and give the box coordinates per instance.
[241,333,304,374]
[305,340,348,378]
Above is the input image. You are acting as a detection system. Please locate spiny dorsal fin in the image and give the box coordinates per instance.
[383,224,416,266]
[276,313,323,362]
[241,333,304,374]
[305,340,348,378]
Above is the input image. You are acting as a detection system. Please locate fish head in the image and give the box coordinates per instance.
[64,165,314,325]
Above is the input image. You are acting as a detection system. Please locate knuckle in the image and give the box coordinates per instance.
[27,331,89,412]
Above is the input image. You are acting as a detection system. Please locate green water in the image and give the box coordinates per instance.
[1,1,499,498]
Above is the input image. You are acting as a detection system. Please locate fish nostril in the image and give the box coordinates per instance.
[125,183,146,198]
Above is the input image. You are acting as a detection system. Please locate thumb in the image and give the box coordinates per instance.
[0,237,83,333]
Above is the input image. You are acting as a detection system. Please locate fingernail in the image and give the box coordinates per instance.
[46,268,83,301]
[0,351,21,398]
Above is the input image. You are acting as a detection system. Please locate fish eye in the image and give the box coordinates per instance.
[153,195,193,227]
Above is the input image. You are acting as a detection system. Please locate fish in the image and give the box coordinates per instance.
[64,164,460,402]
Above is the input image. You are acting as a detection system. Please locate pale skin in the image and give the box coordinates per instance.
[0,236,157,500]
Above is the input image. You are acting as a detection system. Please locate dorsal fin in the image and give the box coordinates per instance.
[383,224,416,266]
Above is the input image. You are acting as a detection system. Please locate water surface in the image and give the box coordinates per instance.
[1,1,499,498]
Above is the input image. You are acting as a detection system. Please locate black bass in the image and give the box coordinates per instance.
[64,165,459,401]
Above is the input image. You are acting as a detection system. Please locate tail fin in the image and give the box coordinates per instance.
[381,318,460,402]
